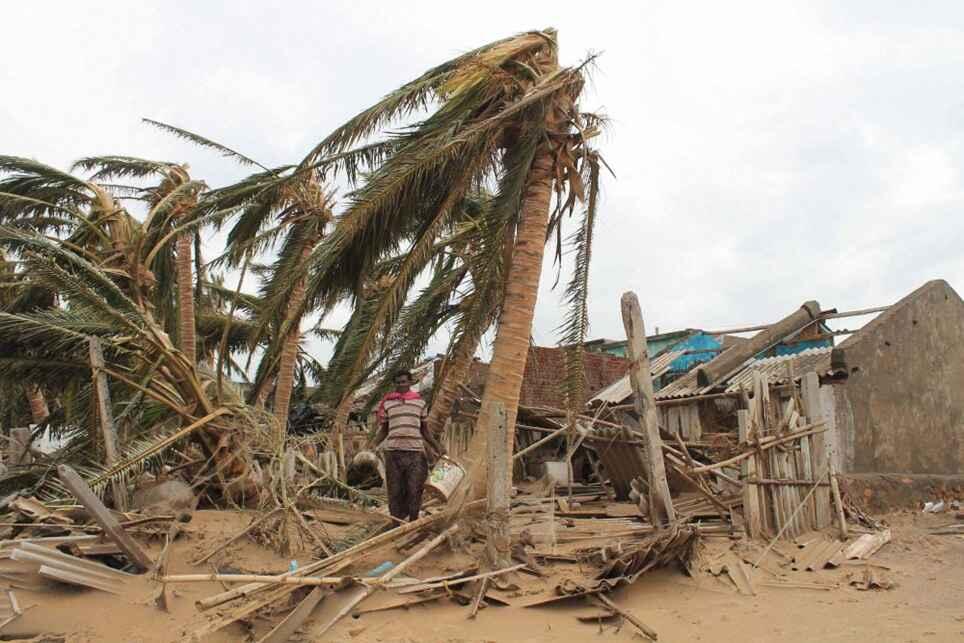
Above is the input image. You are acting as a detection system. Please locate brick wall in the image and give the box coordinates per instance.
[443,346,629,410]
[518,346,629,409]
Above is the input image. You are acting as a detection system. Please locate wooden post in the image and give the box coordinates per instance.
[88,337,127,511]
[737,410,760,539]
[802,372,831,528]
[485,401,511,568]
[620,292,676,526]
[57,465,152,572]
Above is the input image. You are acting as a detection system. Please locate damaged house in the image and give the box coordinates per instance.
[589,279,964,477]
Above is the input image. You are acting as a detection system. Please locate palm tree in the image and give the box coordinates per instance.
[285,29,604,492]
[143,120,335,439]
[70,156,206,364]
[0,157,258,501]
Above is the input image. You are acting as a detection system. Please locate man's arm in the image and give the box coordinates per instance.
[419,420,444,459]
[372,419,389,448]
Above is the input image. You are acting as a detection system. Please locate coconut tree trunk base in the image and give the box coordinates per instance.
[466,142,555,498]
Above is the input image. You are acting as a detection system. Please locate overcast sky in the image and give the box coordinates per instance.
[4,1,963,362]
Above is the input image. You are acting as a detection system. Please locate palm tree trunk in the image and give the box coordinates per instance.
[272,244,314,441]
[176,230,197,365]
[468,143,555,494]
[25,385,49,425]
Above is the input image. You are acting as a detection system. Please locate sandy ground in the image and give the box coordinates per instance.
[3,510,962,642]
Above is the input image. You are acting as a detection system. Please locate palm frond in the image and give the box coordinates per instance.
[143,118,270,172]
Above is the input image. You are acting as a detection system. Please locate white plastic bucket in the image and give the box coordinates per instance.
[542,460,571,486]
[424,456,466,502]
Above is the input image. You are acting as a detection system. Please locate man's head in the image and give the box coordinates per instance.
[393,369,414,393]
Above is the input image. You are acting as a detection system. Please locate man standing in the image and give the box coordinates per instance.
[373,370,445,522]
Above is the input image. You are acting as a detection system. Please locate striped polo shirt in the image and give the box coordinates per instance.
[381,395,428,452]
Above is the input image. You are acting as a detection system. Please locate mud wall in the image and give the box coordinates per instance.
[834,280,964,474]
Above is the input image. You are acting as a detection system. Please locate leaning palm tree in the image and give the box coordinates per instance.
[285,29,604,494]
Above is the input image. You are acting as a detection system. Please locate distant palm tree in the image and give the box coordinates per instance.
[71,156,206,364]
[143,120,335,439]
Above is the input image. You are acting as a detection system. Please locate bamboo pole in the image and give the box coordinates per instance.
[163,573,346,586]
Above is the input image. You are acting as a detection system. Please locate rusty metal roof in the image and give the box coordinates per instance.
[588,350,684,405]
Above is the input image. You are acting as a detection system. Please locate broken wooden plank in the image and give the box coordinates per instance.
[257,585,327,643]
[621,291,675,526]
[468,577,489,619]
[56,465,152,572]
[723,553,756,596]
[828,463,848,541]
[594,593,657,641]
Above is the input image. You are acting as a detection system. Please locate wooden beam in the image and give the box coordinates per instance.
[56,465,152,572]
[88,337,127,511]
[620,292,675,526]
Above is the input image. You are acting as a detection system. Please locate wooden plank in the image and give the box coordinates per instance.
[88,337,127,511]
[737,410,760,539]
[595,593,657,641]
[802,372,831,528]
[828,462,849,541]
[56,465,152,572]
[620,292,675,526]
[257,585,327,643]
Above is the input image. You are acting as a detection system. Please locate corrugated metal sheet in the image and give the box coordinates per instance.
[654,344,837,401]
[724,347,833,393]
[588,350,684,404]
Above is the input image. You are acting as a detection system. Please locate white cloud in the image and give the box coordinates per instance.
[2,0,964,366]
